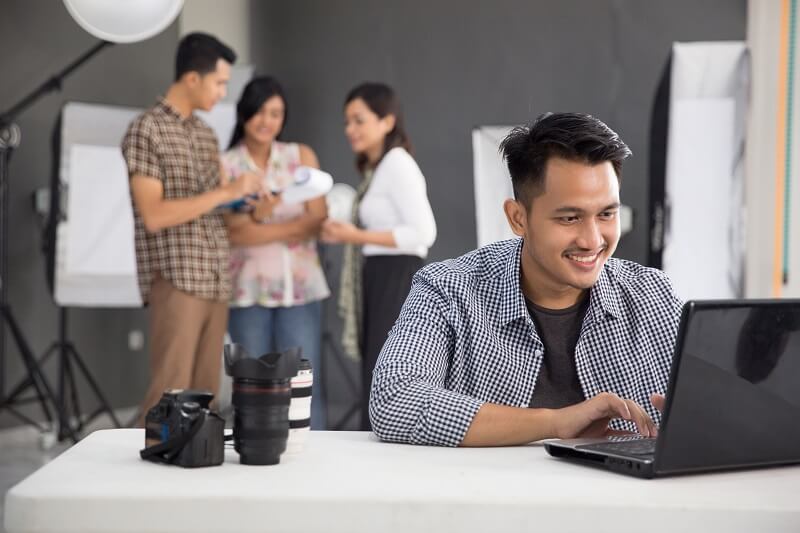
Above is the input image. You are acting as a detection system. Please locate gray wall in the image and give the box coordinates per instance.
[0,1,178,429]
[252,0,746,263]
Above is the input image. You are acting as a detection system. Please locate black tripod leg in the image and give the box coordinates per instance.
[64,350,82,441]
[66,343,121,427]
[3,406,48,430]
[2,343,58,405]
[56,344,78,443]
[65,347,84,432]
[0,306,57,426]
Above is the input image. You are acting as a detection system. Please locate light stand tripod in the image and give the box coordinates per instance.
[39,308,122,441]
[0,40,120,442]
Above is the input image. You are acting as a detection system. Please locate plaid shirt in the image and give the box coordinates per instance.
[369,238,683,446]
[121,99,230,303]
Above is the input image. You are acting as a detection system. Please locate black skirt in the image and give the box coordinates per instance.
[360,254,424,430]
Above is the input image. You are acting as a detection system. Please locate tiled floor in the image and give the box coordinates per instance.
[0,409,136,533]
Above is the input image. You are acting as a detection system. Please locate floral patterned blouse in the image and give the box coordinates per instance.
[221,142,330,308]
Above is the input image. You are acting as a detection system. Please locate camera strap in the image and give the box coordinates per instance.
[139,411,208,465]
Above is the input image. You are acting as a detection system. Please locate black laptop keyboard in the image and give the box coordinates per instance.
[578,437,657,457]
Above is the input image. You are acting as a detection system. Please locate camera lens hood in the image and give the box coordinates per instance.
[224,343,301,380]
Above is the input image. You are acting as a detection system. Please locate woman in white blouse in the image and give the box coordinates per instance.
[322,82,436,430]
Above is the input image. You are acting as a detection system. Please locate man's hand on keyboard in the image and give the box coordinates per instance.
[650,393,666,414]
[553,392,659,439]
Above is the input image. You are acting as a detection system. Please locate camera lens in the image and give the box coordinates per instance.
[287,358,312,454]
[225,345,300,465]
[231,377,292,465]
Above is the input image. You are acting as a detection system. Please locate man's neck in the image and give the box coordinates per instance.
[164,84,194,118]
[519,245,587,311]
[522,283,585,311]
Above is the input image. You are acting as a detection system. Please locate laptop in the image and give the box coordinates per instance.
[544,299,800,478]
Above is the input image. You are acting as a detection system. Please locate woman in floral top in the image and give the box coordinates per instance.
[223,77,330,429]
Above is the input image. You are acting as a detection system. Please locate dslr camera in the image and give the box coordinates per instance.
[140,389,224,468]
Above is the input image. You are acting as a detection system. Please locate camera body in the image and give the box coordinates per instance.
[142,389,224,468]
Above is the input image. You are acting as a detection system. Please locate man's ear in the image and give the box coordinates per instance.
[183,71,200,88]
[503,198,528,237]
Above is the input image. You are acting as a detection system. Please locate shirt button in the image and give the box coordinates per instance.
[534,349,543,357]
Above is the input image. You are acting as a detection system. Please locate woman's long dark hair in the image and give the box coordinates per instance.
[345,82,412,173]
[228,76,287,149]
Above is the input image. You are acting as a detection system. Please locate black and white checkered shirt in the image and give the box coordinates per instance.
[369,238,683,446]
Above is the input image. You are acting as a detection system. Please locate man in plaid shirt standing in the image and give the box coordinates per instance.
[122,33,262,425]
[370,113,683,446]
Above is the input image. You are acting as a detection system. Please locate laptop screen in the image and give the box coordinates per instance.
[656,300,800,474]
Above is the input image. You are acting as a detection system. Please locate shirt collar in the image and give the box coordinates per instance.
[498,239,530,326]
[156,97,196,124]
[589,259,623,321]
[498,239,622,326]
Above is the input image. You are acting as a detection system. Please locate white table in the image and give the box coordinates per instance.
[5,429,800,532]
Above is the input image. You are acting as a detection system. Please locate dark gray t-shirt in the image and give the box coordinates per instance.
[526,295,589,409]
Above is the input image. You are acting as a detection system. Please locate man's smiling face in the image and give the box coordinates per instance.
[514,156,621,307]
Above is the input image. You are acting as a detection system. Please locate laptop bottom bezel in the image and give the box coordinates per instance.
[544,441,657,479]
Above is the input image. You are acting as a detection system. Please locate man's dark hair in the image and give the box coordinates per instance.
[499,112,632,206]
[175,32,236,81]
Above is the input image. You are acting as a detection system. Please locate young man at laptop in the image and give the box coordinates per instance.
[369,112,683,446]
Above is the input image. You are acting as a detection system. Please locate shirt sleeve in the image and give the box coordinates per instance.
[121,116,161,181]
[630,267,684,428]
[646,267,684,343]
[369,269,484,446]
[383,151,437,251]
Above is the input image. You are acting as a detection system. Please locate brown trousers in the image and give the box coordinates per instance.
[136,276,228,427]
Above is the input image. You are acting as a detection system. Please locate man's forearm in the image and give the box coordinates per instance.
[460,403,556,447]
[140,188,231,232]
